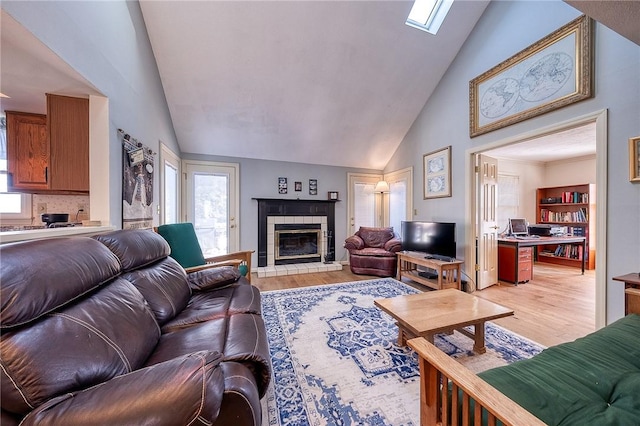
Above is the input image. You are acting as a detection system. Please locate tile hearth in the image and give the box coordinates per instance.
[255,261,342,278]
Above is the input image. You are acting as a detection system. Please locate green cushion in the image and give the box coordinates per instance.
[478,314,640,425]
[156,223,206,269]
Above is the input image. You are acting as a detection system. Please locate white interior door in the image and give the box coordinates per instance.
[183,160,239,256]
[347,173,382,235]
[477,154,499,290]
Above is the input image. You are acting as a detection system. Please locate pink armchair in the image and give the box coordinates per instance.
[344,227,402,277]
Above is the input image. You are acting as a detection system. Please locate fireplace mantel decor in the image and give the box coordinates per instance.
[253,198,338,267]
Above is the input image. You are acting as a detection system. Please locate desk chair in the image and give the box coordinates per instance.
[156,222,253,282]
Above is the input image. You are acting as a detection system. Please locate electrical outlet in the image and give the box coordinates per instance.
[37,203,47,213]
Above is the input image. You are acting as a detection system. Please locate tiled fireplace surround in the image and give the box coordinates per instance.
[254,198,342,278]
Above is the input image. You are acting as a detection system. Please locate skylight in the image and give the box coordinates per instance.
[406,0,454,35]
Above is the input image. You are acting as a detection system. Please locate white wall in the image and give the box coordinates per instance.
[497,159,546,224]
[181,152,380,264]
[543,155,597,187]
[3,1,180,226]
[385,0,640,323]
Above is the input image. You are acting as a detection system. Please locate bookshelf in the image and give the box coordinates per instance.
[536,183,596,270]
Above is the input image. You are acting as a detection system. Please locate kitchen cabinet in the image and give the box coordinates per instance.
[6,94,89,194]
[5,111,49,190]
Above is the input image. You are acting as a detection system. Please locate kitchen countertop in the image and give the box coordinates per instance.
[0,225,116,244]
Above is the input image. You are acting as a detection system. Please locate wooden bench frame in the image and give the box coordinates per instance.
[406,288,640,426]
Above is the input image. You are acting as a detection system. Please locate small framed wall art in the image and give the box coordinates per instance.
[423,146,452,199]
[295,181,302,192]
[630,136,640,183]
[278,177,287,194]
[309,179,318,195]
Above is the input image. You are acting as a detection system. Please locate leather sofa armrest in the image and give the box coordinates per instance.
[21,351,225,426]
[188,266,241,291]
[384,238,402,253]
[344,235,365,251]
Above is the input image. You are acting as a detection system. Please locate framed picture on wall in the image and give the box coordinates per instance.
[295,181,302,191]
[630,136,640,183]
[309,179,318,195]
[469,15,593,137]
[423,146,451,199]
[278,177,287,194]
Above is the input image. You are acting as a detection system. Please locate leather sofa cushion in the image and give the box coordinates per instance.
[1,279,160,415]
[94,229,170,272]
[146,313,271,398]
[357,227,396,248]
[188,266,241,291]
[349,247,397,257]
[161,281,261,333]
[122,257,191,325]
[0,238,121,329]
[20,351,224,426]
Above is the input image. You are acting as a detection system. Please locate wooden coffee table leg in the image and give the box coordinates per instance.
[398,326,407,346]
[473,322,487,354]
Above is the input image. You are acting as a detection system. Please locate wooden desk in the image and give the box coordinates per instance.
[396,251,463,291]
[498,236,586,284]
[613,273,640,315]
[375,289,514,353]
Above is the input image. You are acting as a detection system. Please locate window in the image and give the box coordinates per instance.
[497,174,520,234]
[0,117,32,222]
[406,0,454,35]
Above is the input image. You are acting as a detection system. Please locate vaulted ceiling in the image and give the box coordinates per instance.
[139,0,489,169]
[3,1,638,169]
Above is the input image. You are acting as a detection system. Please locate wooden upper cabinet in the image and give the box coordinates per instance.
[5,94,89,194]
[47,94,90,192]
[6,111,49,190]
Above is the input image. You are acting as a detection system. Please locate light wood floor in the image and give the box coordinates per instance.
[251,262,595,348]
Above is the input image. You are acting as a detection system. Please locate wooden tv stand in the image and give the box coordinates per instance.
[396,251,464,291]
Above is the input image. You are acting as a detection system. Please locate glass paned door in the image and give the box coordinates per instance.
[184,161,239,256]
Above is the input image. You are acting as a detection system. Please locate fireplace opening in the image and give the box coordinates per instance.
[275,224,322,264]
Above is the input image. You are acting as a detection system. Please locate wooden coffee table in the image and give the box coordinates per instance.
[374,289,514,354]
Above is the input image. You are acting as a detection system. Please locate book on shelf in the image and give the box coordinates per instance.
[560,191,589,204]
[540,208,588,223]
[552,244,583,260]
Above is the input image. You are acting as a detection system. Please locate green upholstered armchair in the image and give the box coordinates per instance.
[156,222,253,282]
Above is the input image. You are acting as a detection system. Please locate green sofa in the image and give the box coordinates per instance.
[408,313,640,425]
[479,313,640,425]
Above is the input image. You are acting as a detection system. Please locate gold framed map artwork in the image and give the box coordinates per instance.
[469,15,593,137]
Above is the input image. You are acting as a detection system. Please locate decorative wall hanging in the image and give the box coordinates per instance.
[278,177,288,194]
[630,136,640,183]
[120,128,155,229]
[295,181,302,192]
[423,146,451,199]
[469,15,593,137]
[309,179,318,195]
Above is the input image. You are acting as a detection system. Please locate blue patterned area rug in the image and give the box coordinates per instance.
[261,278,544,426]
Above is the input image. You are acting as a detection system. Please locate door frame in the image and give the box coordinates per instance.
[159,143,181,225]
[465,109,608,329]
[384,166,414,229]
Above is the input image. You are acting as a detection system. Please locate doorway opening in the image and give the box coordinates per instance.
[465,110,607,335]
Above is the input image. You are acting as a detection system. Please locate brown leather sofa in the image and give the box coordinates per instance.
[0,229,271,426]
[344,226,402,277]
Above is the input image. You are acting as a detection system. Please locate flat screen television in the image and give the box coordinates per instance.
[509,218,529,236]
[401,221,456,258]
